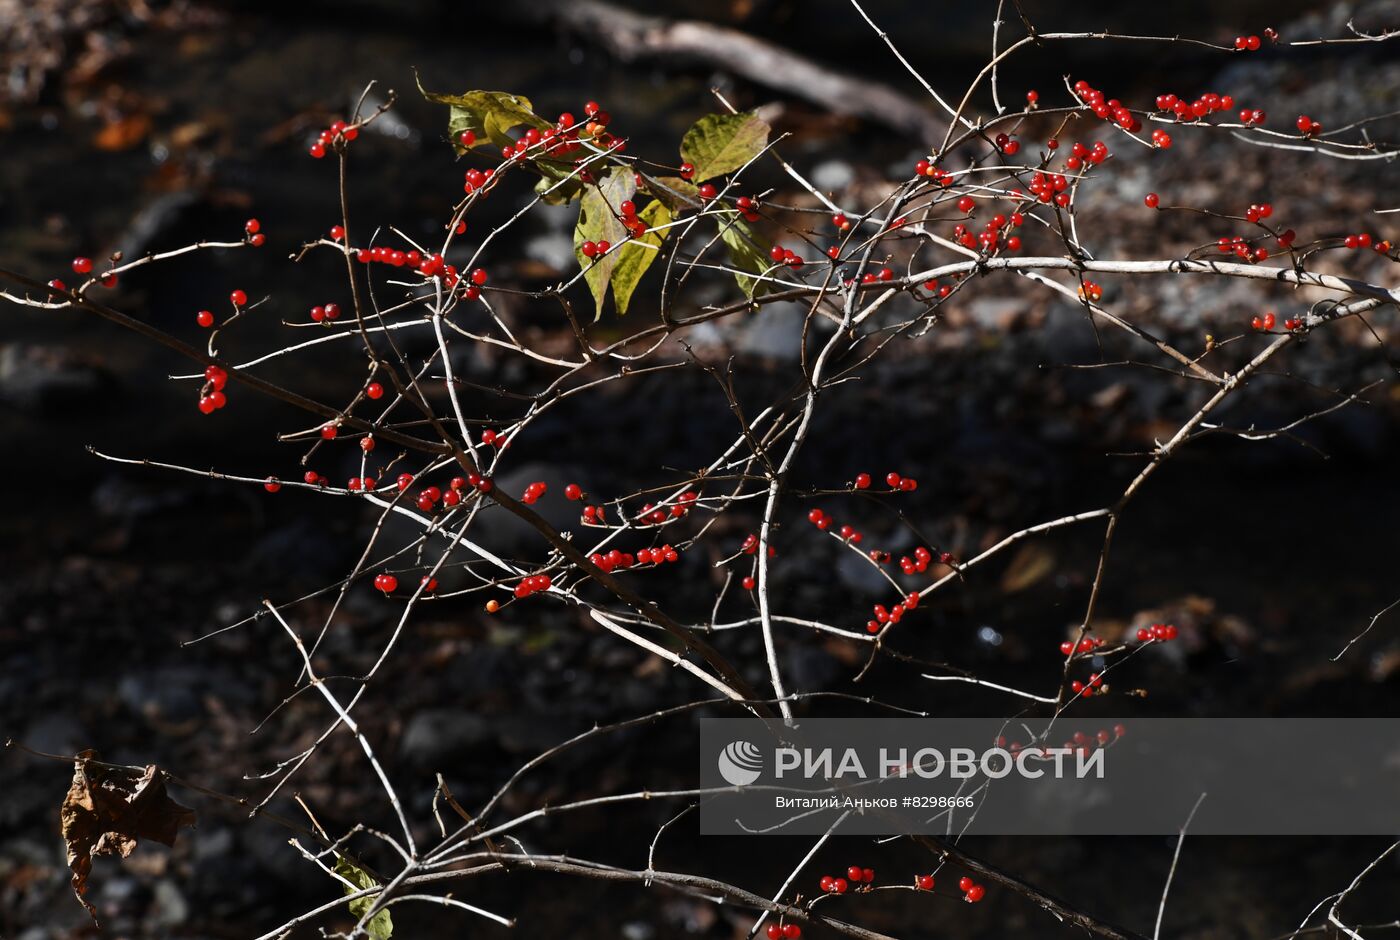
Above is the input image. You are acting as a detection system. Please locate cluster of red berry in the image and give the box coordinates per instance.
[353,245,463,288]
[1154,91,1238,122]
[1216,235,1270,262]
[1342,232,1389,252]
[244,218,265,248]
[1296,114,1323,136]
[763,924,801,939]
[308,302,342,323]
[1078,281,1104,302]
[308,119,359,159]
[636,493,695,524]
[866,592,920,634]
[373,572,399,593]
[912,159,955,186]
[849,264,895,283]
[513,573,553,598]
[196,365,229,415]
[768,244,805,268]
[1070,673,1104,697]
[1058,728,1119,755]
[67,256,118,289]
[819,866,875,894]
[1233,34,1264,50]
[922,276,955,298]
[521,481,548,505]
[993,132,1021,155]
[1137,622,1179,642]
[950,210,1025,254]
[1059,636,1105,656]
[579,239,612,260]
[734,195,761,222]
[1244,202,1274,223]
[588,545,681,572]
[1071,80,1140,131]
[1063,140,1111,171]
[958,876,986,903]
[1028,170,1071,208]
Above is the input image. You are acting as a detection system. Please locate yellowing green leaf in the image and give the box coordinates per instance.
[717,213,773,300]
[680,112,770,182]
[418,76,550,152]
[611,200,672,315]
[573,166,636,318]
[334,855,393,940]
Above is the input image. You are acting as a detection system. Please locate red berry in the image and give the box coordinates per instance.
[245,218,260,235]
[767,926,782,940]
[230,289,247,307]
[470,268,488,286]
[698,183,718,200]
[374,573,398,594]
[264,477,281,493]
[854,473,871,489]
[564,483,583,500]
[885,472,901,487]
[966,884,986,902]
[782,926,801,939]
[320,424,338,440]
[916,874,935,890]
[1144,193,1159,209]
[72,257,93,274]
[366,382,384,400]
[196,310,214,328]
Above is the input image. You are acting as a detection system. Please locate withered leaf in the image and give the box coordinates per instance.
[61,750,196,924]
[999,542,1057,593]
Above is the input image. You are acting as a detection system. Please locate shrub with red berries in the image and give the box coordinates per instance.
[6,9,1398,940]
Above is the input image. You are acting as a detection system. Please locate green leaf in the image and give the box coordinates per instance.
[573,166,636,318]
[679,112,771,182]
[418,76,550,152]
[610,200,672,315]
[334,855,393,940]
[717,212,773,300]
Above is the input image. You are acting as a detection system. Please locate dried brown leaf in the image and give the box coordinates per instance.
[999,543,1056,593]
[61,751,195,924]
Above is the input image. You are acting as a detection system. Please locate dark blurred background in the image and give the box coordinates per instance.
[3,0,1400,937]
